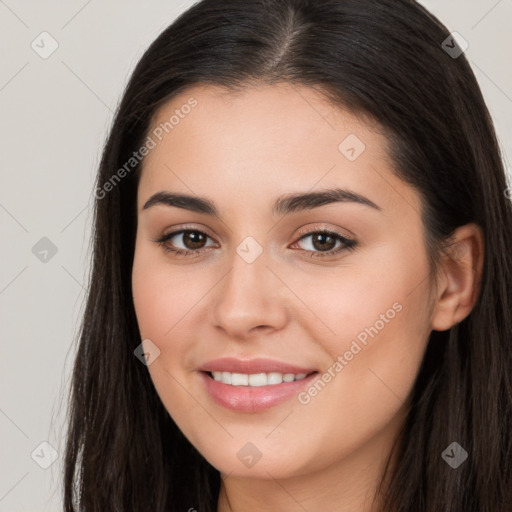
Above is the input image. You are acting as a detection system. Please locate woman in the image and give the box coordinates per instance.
[63,0,512,510]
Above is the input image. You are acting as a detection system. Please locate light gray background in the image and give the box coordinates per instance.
[1,1,511,510]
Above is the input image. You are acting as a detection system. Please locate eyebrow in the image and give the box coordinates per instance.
[142,187,382,216]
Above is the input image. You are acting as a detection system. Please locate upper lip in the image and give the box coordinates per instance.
[198,357,317,375]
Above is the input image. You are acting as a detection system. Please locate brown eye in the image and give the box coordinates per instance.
[180,231,208,250]
[293,229,357,259]
[155,229,216,256]
[310,233,337,251]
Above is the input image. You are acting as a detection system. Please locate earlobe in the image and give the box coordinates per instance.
[430,223,484,332]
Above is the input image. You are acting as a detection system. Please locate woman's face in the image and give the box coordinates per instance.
[132,82,437,481]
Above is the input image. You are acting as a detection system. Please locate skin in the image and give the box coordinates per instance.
[131,82,483,512]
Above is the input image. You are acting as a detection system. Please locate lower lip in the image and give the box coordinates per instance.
[200,371,318,413]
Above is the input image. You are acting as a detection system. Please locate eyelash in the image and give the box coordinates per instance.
[154,226,358,259]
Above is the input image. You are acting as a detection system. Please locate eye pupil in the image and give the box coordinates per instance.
[313,233,336,251]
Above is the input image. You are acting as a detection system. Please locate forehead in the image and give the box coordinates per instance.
[146,82,382,159]
[138,82,420,219]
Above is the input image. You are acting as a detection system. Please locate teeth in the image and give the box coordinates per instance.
[210,371,309,386]
[231,373,249,386]
[267,372,283,385]
[248,373,267,386]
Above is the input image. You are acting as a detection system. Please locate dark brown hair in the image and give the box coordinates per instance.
[63,0,512,510]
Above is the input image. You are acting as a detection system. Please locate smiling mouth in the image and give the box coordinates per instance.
[204,370,318,387]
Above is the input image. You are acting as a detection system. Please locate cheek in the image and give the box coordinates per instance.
[131,248,207,426]
[131,243,205,341]
[289,248,432,454]
[281,238,431,355]
[284,245,432,408]
[268,303,430,476]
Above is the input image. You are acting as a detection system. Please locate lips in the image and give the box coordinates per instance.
[198,357,316,375]
[198,357,319,413]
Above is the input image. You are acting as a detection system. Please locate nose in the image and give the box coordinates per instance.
[209,248,289,340]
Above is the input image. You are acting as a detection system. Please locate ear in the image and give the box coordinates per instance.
[430,223,484,332]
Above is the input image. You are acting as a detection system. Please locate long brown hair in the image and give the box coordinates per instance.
[63,1,512,510]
